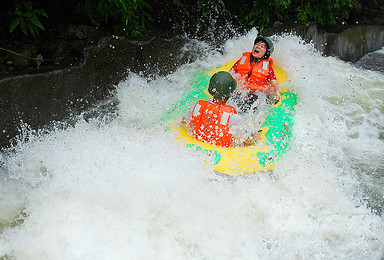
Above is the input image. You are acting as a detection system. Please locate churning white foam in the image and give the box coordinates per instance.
[1,31,384,259]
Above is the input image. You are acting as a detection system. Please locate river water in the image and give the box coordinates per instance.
[1,29,384,259]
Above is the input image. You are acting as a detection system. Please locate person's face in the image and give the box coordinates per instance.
[251,41,267,59]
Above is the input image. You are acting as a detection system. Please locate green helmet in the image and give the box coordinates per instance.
[254,36,274,58]
[208,71,237,98]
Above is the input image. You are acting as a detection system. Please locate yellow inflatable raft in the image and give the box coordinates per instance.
[161,60,297,175]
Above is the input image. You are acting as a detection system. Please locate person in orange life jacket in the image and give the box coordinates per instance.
[183,71,260,147]
[229,36,281,112]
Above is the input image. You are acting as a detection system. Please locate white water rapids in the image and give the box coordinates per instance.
[1,30,384,259]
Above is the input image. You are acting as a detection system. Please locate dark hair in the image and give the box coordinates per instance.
[253,36,271,60]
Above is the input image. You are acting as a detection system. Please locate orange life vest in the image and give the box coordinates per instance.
[190,100,237,147]
[236,52,273,91]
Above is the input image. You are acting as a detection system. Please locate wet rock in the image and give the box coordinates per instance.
[268,22,384,62]
[325,25,384,62]
[1,23,384,149]
[0,30,195,149]
[355,51,384,73]
[0,36,136,148]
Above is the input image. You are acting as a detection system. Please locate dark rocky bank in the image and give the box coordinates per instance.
[0,22,384,149]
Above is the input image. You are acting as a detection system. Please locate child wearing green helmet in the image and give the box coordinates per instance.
[229,35,281,112]
[184,71,260,147]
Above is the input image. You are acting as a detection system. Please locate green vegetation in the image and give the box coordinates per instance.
[9,1,48,37]
[83,0,151,37]
[0,0,382,39]
[295,0,361,27]
[229,0,364,31]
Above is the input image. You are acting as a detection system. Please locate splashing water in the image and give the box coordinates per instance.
[1,30,384,259]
